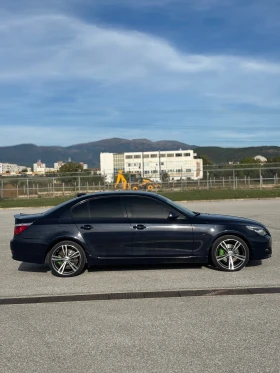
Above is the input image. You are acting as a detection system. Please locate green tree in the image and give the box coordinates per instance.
[267,156,280,163]
[161,172,170,182]
[199,155,213,165]
[59,162,83,173]
[240,157,260,164]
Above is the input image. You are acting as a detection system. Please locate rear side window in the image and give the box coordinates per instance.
[72,201,89,220]
[89,197,125,219]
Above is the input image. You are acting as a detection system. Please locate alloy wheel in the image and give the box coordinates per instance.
[50,243,85,276]
[212,236,249,271]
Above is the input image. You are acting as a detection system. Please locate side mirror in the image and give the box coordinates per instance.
[168,211,179,220]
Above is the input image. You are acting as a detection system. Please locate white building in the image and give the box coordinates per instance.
[100,150,203,182]
[254,155,267,163]
[33,160,46,174]
[54,161,65,170]
[0,162,28,174]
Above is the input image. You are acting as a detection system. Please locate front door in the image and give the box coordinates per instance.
[121,195,193,257]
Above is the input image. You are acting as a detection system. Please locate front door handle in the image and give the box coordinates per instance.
[133,224,146,230]
[80,225,93,230]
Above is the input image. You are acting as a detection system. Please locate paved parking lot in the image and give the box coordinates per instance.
[1,199,279,298]
[1,199,280,373]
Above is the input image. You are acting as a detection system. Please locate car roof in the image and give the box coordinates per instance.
[77,191,159,200]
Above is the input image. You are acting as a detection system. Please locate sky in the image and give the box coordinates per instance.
[0,0,280,147]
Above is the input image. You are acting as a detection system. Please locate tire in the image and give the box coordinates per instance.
[146,184,154,190]
[211,235,249,272]
[48,241,86,277]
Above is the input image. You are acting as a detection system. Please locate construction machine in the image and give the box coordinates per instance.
[114,170,161,191]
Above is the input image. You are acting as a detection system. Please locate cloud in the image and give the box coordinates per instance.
[1,13,280,104]
[0,6,280,147]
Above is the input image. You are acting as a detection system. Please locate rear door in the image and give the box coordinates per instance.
[72,196,134,258]
[122,195,193,257]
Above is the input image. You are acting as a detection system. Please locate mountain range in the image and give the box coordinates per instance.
[0,138,280,167]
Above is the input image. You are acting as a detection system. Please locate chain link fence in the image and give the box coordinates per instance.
[0,166,279,199]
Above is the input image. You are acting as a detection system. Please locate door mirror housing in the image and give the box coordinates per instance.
[168,211,179,220]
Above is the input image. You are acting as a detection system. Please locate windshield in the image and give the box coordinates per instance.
[156,195,196,217]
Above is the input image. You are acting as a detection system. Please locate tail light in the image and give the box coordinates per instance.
[14,224,31,235]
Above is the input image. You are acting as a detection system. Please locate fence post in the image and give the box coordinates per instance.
[78,176,81,192]
[63,182,65,196]
[207,172,209,190]
[17,184,19,198]
[1,179,3,198]
[259,169,262,189]
[233,169,235,190]
[27,178,29,199]
[53,177,55,196]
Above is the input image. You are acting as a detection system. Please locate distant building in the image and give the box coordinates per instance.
[100,150,203,182]
[80,162,88,170]
[54,161,65,170]
[254,155,267,163]
[33,160,46,174]
[0,162,28,174]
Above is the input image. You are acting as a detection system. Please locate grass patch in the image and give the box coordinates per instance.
[0,188,280,208]
[160,188,280,201]
[0,196,73,209]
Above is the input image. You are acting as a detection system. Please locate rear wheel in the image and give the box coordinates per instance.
[48,241,86,277]
[211,235,249,271]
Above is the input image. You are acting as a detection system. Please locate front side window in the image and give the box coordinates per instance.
[123,196,175,219]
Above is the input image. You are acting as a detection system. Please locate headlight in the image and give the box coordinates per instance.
[247,226,267,236]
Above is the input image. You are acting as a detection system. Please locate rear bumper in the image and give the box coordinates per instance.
[10,239,47,264]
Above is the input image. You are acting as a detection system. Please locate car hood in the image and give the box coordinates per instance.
[194,213,265,227]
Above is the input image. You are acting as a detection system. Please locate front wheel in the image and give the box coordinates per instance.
[211,235,249,272]
[48,241,86,277]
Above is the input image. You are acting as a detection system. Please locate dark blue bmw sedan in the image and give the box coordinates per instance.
[10,192,272,277]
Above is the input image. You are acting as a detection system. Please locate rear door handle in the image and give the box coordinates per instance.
[133,224,146,230]
[80,225,93,230]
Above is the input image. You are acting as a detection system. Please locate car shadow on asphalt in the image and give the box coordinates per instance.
[18,262,50,273]
[17,261,263,274]
[88,263,204,272]
[247,260,263,267]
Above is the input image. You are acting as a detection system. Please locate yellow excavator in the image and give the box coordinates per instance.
[114,170,160,191]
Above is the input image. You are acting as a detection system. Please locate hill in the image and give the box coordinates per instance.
[0,139,279,167]
[0,138,195,168]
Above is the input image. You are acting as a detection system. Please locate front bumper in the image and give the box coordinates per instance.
[250,235,272,260]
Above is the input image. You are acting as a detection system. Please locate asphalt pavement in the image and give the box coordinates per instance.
[1,199,280,373]
[2,295,280,373]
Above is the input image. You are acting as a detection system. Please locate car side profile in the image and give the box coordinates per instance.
[10,192,272,277]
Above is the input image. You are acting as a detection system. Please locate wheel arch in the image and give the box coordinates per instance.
[45,237,89,263]
[208,231,253,260]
